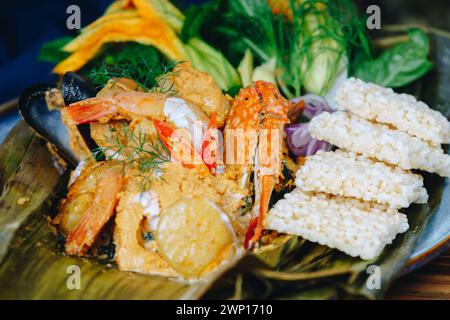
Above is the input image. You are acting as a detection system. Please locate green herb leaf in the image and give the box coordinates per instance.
[37,37,72,64]
[87,43,179,92]
[92,123,171,182]
[354,29,433,88]
[220,0,278,63]
[204,0,371,97]
[181,1,220,42]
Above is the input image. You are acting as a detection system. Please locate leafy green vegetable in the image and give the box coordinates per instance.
[279,0,371,97]
[87,43,178,92]
[37,37,72,64]
[181,0,277,66]
[237,49,254,87]
[354,29,433,88]
[185,38,241,91]
[191,0,371,98]
[252,57,276,83]
[224,0,278,63]
[181,0,220,42]
[179,1,243,92]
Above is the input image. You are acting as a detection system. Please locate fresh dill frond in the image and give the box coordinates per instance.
[153,59,181,96]
[92,123,171,186]
[87,43,181,95]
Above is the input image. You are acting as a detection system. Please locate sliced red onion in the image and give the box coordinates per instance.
[306,138,333,155]
[291,94,331,120]
[284,123,332,156]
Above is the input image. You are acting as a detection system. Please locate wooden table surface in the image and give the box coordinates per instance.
[387,249,450,299]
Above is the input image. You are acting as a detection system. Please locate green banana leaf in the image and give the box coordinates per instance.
[0,123,217,299]
[0,29,448,299]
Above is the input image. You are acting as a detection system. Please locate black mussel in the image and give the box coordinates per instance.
[61,72,97,105]
[18,73,101,167]
[61,72,102,159]
[18,84,79,166]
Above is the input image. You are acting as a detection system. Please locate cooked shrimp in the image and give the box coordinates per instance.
[65,88,209,137]
[65,84,218,174]
[59,162,124,256]
[65,87,209,151]
[65,91,168,124]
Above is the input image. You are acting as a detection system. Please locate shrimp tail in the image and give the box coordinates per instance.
[66,98,119,124]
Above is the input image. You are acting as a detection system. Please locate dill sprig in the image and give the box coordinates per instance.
[156,61,181,96]
[87,43,181,95]
[92,124,171,183]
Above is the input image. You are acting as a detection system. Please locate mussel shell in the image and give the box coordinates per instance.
[62,72,97,106]
[61,72,102,159]
[18,84,80,166]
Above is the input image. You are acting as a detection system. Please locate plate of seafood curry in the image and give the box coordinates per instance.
[1,0,450,300]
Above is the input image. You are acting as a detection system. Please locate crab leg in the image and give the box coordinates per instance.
[226,81,289,247]
[225,87,262,190]
[251,81,290,244]
[251,175,274,243]
[248,125,283,245]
